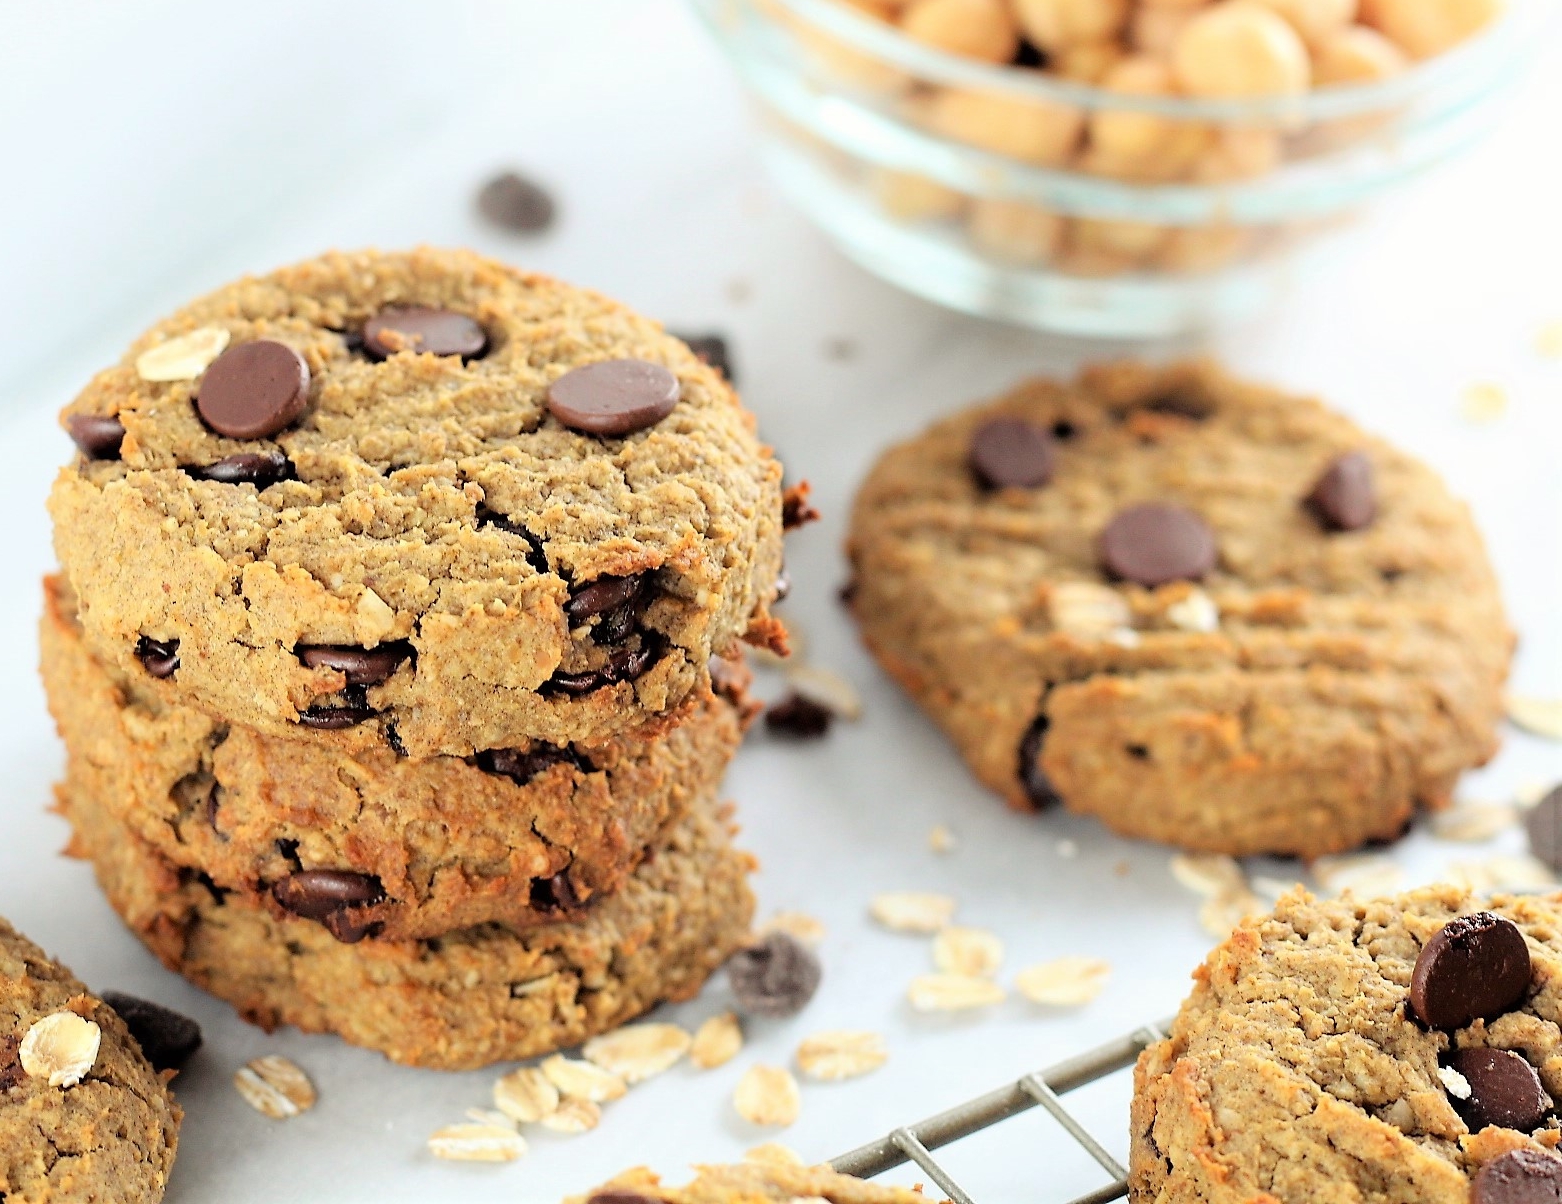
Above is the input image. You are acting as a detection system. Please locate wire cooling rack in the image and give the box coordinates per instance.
[830,1019,1174,1204]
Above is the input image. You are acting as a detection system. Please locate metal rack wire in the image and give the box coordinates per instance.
[830,1019,1174,1204]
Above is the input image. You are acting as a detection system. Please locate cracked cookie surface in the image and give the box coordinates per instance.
[847,360,1511,857]
[0,917,181,1203]
[50,248,786,757]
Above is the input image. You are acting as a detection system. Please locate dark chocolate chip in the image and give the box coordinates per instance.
[587,1193,660,1204]
[67,414,126,460]
[196,340,310,439]
[782,482,820,531]
[839,577,858,608]
[321,910,383,944]
[476,505,549,574]
[297,702,377,729]
[672,332,735,383]
[765,693,832,738]
[0,1035,22,1091]
[1018,713,1061,808]
[1525,785,1562,871]
[969,417,1056,490]
[594,601,642,646]
[565,574,646,624]
[297,642,413,687]
[1472,1148,1562,1204]
[1306,451,1376,532]
[187,449,294,488]
[101,992,203,1072]
[272,870,384,922]
[363,307,489,361]
[1410,911,1532,1030]
[1098,503,1217,587]
[529,870,579,913]
[727,931,821,1019]
[476,170,557,234]
[541,669,604,697]
[541,633,663,696]
[1448,1047,1553,1132]
[134,636,179,678]
[275,838,303,872]
[476,745,578,786]
[1051,420,1078,441]
[547,359,680,436]
[1144,393,1212,421]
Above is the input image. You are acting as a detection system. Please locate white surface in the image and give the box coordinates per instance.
[1,3,1560,1202]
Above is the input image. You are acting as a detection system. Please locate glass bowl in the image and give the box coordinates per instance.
[693,0,1550,337]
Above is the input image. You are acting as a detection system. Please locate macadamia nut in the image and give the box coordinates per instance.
[900,0,1019,60]
[1013,0,1132,50]
[927,87,1084,165]
[1172,2,1312,96]
[1248,0,1358,46]
[872,168,969,220]
[1310,23,1408,84]
[1360,0,1502,59]
[968,198,1066,263]
[1085,56,1216,181]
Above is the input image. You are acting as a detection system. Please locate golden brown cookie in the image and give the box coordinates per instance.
[59,772,755,1072]
[573,1161,932,1203]
[40,574,753,942]
[0,917,181,1203]
[50,248,786,758]
[847,360,1511,857]
[1131,886,1562,1204]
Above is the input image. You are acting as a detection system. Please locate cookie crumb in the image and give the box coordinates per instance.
[1164,589,1220,633]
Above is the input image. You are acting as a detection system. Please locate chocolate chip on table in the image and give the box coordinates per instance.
[969,417,1056,490]
[1306,451,1376,532]
[134,636,179,678]
[1018,713,1062,808]
[475,170,557,234]
[196,340,310,439]
[546,359,681,436]
[727,931,821,1019]
[565,574,646,624]
[782,482,820,531]
[1410,911,1532,1030]
[1446,1047,1553,1132]
[362,307,489,361]
[66,414,126,460]
[1098,502,1217,587]
[476,745,580,786]
[671,333,735,383]
[1472,1148,1562,1204]
[100,992,203,1073]
[1525,785,1562,870]
[765,693,833,738]
[529,870,579,913]
[297,642,413,687]
[186,450,295,488]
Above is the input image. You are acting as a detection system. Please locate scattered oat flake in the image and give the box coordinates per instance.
[1049,581,1131,636]
[746,1142,805,1168]
[928,824,959,854]
[1537,320,1562,359]
[796,1030,889,1081]
[1517,781,1555,810]
[760,911,826,947]
[1199,890,1265,939]
[465,1107,518,1129]
[583,1023,691,1084]
[1460,382,1508,423]
[1170,853,1246,898]
[786,665,863,721]
[540,1054,626,1102]
[134,326,231,382]
[233,1055,316,1119]
[907,973,1006,1012]
[1507,695,1562,741]
[1250,875,1304,902]
[1311,854,1403,897]
[1165,590,1220,634]
[1439,1065,1473,1100]
[691,1012,744,1070]
[871,891,957,934]
[493,1066,560,1124]
[428,1122,527,1162]
[734,1065,802,1127]
[1015,957,1111,1006]
[1429,804,1517,843]
[1448,855,1558,893]
[933,927,1004,978]
[539,1097,602,1134]
[19,1012,101,1088]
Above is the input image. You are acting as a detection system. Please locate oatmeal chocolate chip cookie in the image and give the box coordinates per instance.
[49,248,787,758]
[573,1162,932,1203]
[41,575,753,942]
[847,360,1511,858]
[1130,886,1562,1204]
[60,776,754,1072]
[0,917,181,1203]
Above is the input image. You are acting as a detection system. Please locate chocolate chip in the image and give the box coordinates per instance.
[782,482,820,531]
[541,633,664,696]
[321,910,383,944]
[1472,1148,1562,1204]
[1410,911,1532,1030]
[101,992,203,1072]
[297,702,377,729]
[476,170,557,234]
[672,332,735,382]
[363,307,488,361]
[1144,393,1212,421]
[1448,1047,1553,1132]
[588,1193,659,1204]
[272,870,384,923]
[565,574,646,624]
[1051,420,1078,441]
[134,636,179,678]
[297,642,413,687]
[1098,503,1217,587]
[765,693,832,738]
[476,505,548,575]
[0,1036,22,1091]
[529,870,579,913]
[476,745,579,786]
[547,359,680,437]
[1526,785,1562,871]
[1017,713,1061,807]
[187,450,294,488]
[67,414,126,460]
[727,931,821,1019]
[1306,451,1376,532]
[969,418,1056,490]
[196,340,310,439]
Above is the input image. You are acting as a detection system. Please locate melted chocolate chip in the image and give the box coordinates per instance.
[672,332,735,383]
[1526,785,1562,871]
[476,745,580,786]
[547,359,680,436]
[1410,911,1532,1030]
[273,870,384,925]
[196,340,310,439]
[1448,1047,1553,1132]
[67,414,126,460]
[565,574,646,624]
[540,633,664,697]
[1098,503,1217,587]
[1306,451,1377,532]
[1472,1148,1562,1204]
[297,685,378,729]
[727,931,821,1019]
[476,170,557,234]
[135,636,179,678]
[969,418,1056,490]
[363,307,489,361]
[297,642,413,686]
[529,870,579,913]
[476,505,549,574]
[1018,713,1061,807]
[0,1036,22,1091]
[321,910,383,944]
[782,482,821,531]
[187,450,294,488]
[765,693,832,738]
[101,992,203,1072]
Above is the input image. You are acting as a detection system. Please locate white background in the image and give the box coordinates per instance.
[1,3,1560,1201]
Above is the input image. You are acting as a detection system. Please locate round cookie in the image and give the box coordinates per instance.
[847,360,1512,857]
[59,772,754,1072]
[575,1162,933,1203]
[40,574,754,942]
[50,248,787,758]
[0,918,181,1203]
[1131,886,1562,1204]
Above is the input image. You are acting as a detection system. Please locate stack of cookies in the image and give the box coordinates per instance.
[40,249,788,1070]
